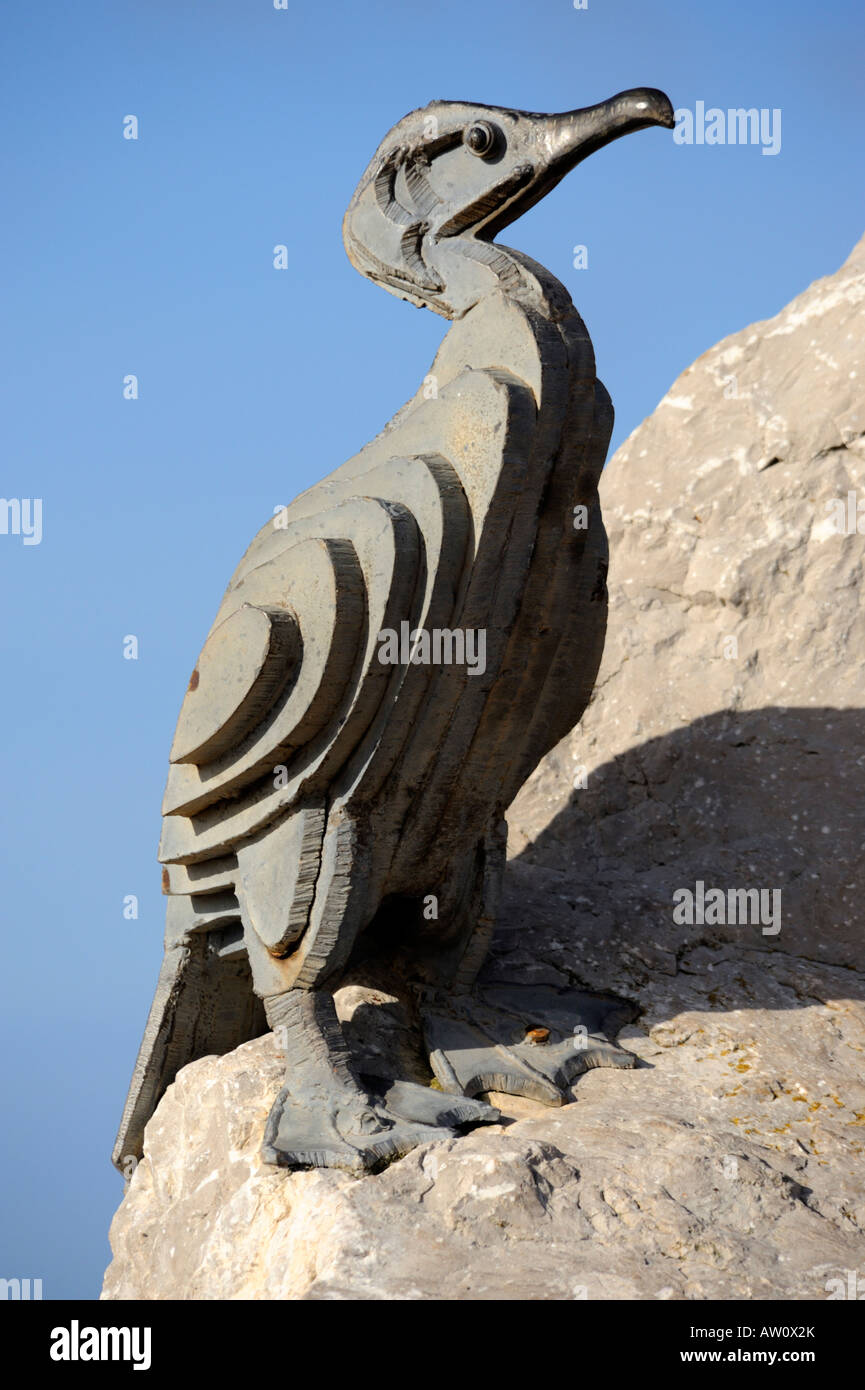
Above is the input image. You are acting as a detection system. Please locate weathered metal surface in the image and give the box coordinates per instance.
[114,89,673,1174]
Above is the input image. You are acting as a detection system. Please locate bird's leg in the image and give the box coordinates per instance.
[262,988,404,1171]
[261,987,497,1172]
[268,990,381,1129]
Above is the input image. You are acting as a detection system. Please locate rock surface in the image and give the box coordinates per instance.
[103,235,865,1301]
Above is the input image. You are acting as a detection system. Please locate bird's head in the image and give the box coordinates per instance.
[343,89,674,319]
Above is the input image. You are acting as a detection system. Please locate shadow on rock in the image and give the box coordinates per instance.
[494,706,865,1014]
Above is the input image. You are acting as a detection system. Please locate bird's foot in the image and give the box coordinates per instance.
[260,983,501,1171]
[262,1078,498,1173]
[422,982,635,1105]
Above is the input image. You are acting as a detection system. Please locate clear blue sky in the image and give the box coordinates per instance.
[1,0,862,1299]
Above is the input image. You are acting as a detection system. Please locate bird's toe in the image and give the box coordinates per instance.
[261,1085,369,1173]
[422,982,636,1104]
[365,1075,500,1129]
[261,1082,460,1172]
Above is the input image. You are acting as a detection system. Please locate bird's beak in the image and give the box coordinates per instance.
[480,88,674,239]
[543,88,675,173]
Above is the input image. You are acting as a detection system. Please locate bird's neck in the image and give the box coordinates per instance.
[433,235,574,325]
[423,244,586,411]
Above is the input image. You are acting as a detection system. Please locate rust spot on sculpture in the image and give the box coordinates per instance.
[524,1027,551,1045]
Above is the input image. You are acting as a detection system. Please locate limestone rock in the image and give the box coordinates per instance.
[508,232,865,975]
[102,1014,865,1300]
[103,235,865,1301]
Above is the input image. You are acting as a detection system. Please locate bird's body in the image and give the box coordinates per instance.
[115,89,673,1174]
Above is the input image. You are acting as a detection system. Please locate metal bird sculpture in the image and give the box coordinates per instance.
[114,88,674,1175]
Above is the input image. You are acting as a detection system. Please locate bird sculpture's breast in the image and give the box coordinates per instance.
[158,294,609,920]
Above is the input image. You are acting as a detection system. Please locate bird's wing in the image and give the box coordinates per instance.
[113,363,537,1170]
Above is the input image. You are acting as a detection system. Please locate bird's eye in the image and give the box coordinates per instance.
[463,121,498,158]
